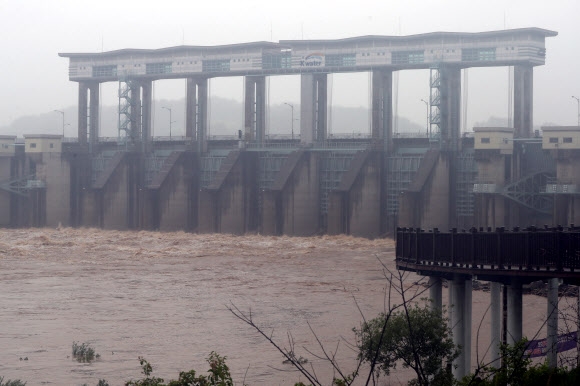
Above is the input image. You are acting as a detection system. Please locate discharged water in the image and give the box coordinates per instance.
[0,228,566,385]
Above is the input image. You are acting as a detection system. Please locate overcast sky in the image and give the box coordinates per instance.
[0,0,578,133]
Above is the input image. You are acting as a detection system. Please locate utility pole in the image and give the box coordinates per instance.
[284,102,294,141]
[420,99,429,136]
[572,96,580,127]
[54,110,65,137]
[162,107,175,139]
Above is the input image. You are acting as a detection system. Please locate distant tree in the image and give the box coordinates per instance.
[354,303,458,386]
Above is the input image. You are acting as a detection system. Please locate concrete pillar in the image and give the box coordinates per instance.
[449,277,471,379]
[141,81,152,143]
[186,77,209,152]
[429,276,442,310]
[244,76,266,142]
[507,280,523,345]
[490,282,502,365]
[371,70,393,151]
[88,82,100,146]
[78,82,88,144]
[513,65,533,138]
[300,73,327,144]
[450,276,471,380]
[439,66,461,152]
[130,83,142,141]
[547,278,560,368]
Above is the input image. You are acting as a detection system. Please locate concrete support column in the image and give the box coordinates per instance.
[88,82,100,147]
[371,70,393,151]
[547,278,560,368]
[186,77,209,152]
[490,282,502,365]
[507,280,523,345]
[300,73,327,144]
[244,76,266,142]
[78,82,89,144]
[130,83,142,141]
[450,276,472,380]
[514,65,533,138]
[429,276,442,310]
[141,81,153,143]
[439,66,461,151]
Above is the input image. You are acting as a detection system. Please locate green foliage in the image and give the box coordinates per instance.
[125,352,236,386]
[72,341,100,363]
[0,377,26,386]
[461,339,580,386]
[97,380,110,386]
[354,303,459,385]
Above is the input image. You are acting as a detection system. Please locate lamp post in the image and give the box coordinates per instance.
[53,110,65,137]
[284,102,294,141]
[420,99,429,136]
[162,107,175,139]
[572,96,580,127]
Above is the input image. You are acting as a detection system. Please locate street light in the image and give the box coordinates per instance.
[162,107,175,139]
[420,99,429,136]
[572,96,580,127]
[53,110,65,137]
[284,102,295,141]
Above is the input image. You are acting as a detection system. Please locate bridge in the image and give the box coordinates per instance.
[396,226,580,379]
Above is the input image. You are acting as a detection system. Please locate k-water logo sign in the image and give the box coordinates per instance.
[300,53,324,67]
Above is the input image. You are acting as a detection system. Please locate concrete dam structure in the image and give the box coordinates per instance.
[3,27,574,237]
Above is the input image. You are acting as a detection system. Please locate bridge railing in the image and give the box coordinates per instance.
[396,226,580,272]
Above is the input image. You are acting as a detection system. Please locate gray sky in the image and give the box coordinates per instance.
[0,0,578,132]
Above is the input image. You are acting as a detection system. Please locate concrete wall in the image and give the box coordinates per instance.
[280,151,320,236]
[198,151,259,235]
[42,153,71,227]
[0,155,13,227]
[150,152,197,231]
[327,150,382,238]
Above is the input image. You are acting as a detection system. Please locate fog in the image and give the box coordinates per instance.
[0,0,578,132]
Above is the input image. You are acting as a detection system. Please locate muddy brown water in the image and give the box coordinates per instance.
[0,228,569,385]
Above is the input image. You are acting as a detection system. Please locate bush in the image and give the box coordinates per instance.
[0,376,26,386]
[72,341,100,363]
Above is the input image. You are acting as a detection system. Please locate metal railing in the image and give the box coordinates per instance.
[396,226,580,272]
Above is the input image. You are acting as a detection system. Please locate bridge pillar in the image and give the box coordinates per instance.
[78,82,100,149]
[141,81,153,145]
[514,65,533,138]
[244,76,266,143]
[450,275,472,379]
[300,73,327,144]
[490,282,501,365]
[428,276,442,310]
[371,70,393,151]
[507,279,523,345]
[547,278,560,368]
[88,82,100,147]
[130,82,142,141]
[439,66,461,152]
[186,77,208,152]
[78,82,88,144]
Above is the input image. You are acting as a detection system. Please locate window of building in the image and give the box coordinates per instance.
[392,50,424,64]
[146,62,172,74]
[92,65,117,77]
[481,138,491,144]
[325,53,356,67]
[30,143,37,148]
[50,143,54,148]
[202,59,231,72]
[563,137,573,143]
[462,48,496,61]
[549,137,559,143]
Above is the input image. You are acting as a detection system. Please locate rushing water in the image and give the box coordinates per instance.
[0,228,569,385]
